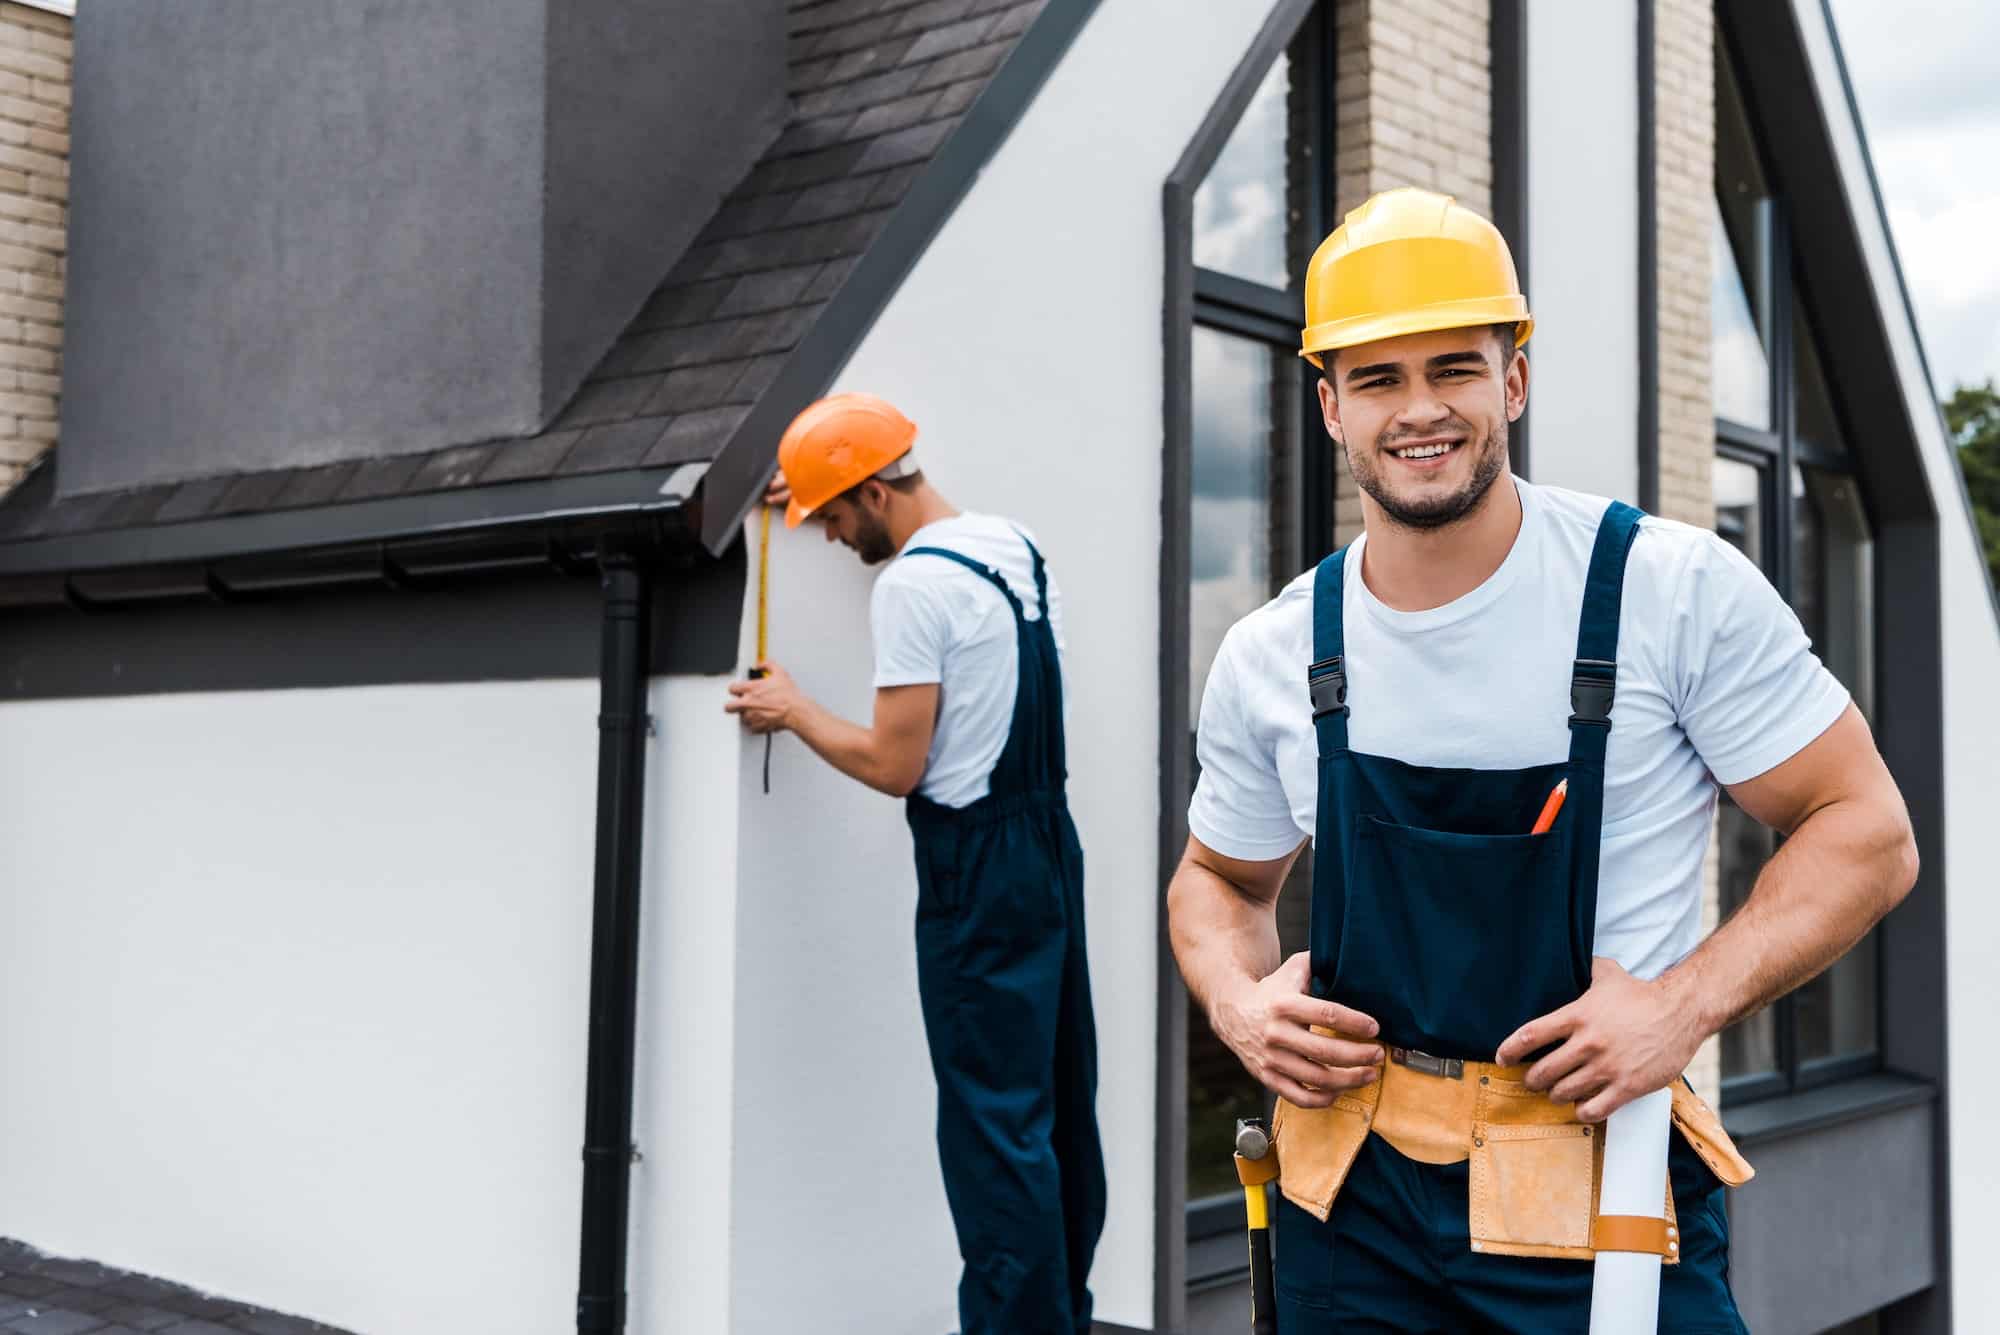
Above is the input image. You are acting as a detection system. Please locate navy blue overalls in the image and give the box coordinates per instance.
[900,534,1107,1335]
[1275,502,1747,1333]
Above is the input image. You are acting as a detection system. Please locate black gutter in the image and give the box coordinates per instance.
[1636,0,1659,513]
[0,459,708,580]
[0,488,703,610]
[576,550,654,1335]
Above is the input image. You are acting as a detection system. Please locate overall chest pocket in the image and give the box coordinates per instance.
[1340,815,1580,1056]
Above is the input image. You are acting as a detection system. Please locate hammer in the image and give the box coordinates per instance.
[1234,1117,1279,1335]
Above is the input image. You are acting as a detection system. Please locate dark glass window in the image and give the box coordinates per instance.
[1189,328,1285,726]
[1194,53,1295,290]
[1712,199,1771,430]
[1714,51,1774,431]
[1713,40,1879,1103]
[1181,6,1334,1221]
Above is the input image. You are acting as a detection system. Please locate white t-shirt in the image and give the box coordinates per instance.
[1188,478,1850,980]
[871,513,1067,808]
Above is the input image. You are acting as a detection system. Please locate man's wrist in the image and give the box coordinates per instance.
[1206,971,1258,1051]
[1655,959,1721,1047]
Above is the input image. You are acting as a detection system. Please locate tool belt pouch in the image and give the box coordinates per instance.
[1670,1077,1755,1187]
[1467,1075,1755,1263]
[1270,1077,1380,1222]
[1466,1071,1608,1261]
[1273,1069,1753,1265]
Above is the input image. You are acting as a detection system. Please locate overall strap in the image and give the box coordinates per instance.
[903,541,1065,801]
[1309,545,1351,757]
[900,546,1026,619]
[1011,528,1051,620]
[1564,500,1645,969]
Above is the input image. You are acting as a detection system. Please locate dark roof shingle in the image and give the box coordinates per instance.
[0,0,1058,558]
[0,1238,357,1335]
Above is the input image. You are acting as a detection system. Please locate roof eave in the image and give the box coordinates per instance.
[0,462,710,610]
[696,0,1104,555]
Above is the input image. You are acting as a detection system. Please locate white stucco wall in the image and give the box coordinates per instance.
[1525,0,1642,500]
[0,673,742,1335]
[719,2,1288,1329]
[632,674,745,1333]
[1788,2,2000,1320]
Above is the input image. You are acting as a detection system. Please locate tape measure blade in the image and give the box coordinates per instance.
[756,504,772,665]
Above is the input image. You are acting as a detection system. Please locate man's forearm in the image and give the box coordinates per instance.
[787,697,910,796]
[1168,857,1284,1019]
[1661,795,1917,1041]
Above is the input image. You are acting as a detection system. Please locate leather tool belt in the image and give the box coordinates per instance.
[1269,1034,1755,1262]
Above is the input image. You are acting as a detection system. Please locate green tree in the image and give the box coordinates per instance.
[1945,380,2000,591]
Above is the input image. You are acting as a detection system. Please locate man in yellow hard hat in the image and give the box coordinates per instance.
[727,393,1106,1335]
[1168,188,1916,1330]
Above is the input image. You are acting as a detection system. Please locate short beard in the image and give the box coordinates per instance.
[852,510,898,565]
[1348,416,1509,531]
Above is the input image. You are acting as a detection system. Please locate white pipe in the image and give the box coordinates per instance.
[1588,1087,1674,1334]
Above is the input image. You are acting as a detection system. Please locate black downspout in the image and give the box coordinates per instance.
[1636,0,1661,514]
[577,549,651,1334]
[1491,0,1530,479]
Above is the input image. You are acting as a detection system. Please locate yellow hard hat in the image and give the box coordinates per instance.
[1298,187,1533,369]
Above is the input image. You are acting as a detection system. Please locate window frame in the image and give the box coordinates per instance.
[1158,0,1338,1293]
[1713,48,1883,1106]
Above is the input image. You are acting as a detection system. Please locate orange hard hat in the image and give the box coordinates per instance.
[775,392,919,528]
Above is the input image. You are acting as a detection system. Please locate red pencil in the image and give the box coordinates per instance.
[1530,779,1569,834]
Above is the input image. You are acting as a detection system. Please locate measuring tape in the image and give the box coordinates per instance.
[755,503,771,667]
[750,503,774,793]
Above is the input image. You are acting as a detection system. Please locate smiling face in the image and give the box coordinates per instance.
[1319,324,1529,531]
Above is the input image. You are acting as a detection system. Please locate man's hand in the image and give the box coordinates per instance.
[764,472,792,508]
[1495,956,1702,1123]
[725,662,801,735]
[1211,951,1383,1108]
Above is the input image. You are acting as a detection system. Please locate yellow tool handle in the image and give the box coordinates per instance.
[1235,1123,1279,1335]
[755,503,771,667]
[1242,1179,1270,1231]
[1239,1170,1277,1335]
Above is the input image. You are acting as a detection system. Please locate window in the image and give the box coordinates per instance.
[1713,43,1880,1103]
[1176,7,1336,1226]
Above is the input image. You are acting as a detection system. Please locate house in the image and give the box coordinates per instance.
[0,1,1992,1333]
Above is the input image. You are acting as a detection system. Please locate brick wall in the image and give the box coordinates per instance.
[0,0,65,496]
[1655,0,1720,1109]
[1655,0,1714,532]
[1329,0,1492,543]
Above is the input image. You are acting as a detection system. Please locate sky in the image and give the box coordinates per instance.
[1828,0,2000,396]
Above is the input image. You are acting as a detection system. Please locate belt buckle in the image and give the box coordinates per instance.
[1389,1045,1464,1080]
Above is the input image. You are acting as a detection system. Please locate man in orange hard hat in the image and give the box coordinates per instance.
[727,392,1106,1335]
[1168,188,1915,1331]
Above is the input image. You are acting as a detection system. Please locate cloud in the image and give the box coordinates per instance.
[1884,195,2000,391]
[1827,0,2000,391]
[1826,0,2000,138]
[1192,56,1291,287]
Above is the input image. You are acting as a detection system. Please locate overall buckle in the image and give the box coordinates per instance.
[1569,658,1616,728]
[1309,655,1347,719]
[1388,1046,1464,1080]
